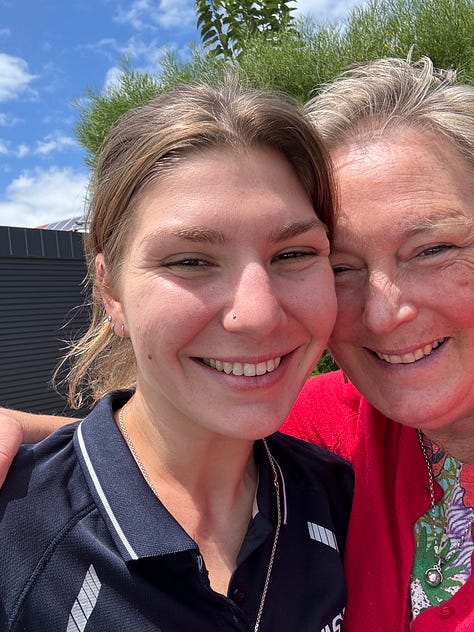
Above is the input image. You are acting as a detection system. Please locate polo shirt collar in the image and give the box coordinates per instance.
[74,391,280,563]
[74,391,196,561]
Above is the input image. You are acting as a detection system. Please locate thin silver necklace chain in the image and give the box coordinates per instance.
[417,429,474,587]
[254,438,281,632]
[118,406,281,632]
[119,405,159,496]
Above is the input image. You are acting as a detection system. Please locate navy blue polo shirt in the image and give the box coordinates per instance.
[0,392,353,631]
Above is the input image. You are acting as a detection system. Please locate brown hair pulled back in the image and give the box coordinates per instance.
[64,78,336,408]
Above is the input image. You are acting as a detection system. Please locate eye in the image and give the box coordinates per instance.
[272,249,324,269]
[163,257,215,268]
[418,244,453,257]
[330,261,360,276]
[331,265,352,275]
[274,249,316,261]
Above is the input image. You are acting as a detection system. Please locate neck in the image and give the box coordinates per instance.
[421,415,474,464]
[119,394,257,501]
[116,394,260,595]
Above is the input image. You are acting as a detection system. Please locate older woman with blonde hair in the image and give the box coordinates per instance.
[283,55,474,630]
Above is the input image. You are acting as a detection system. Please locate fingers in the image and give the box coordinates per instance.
[0,414,23,488]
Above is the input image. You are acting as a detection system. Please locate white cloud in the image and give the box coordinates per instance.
[118,37,170,74]
[115,0,153,29]
[16,144,29,158]
[115,0,195,31]
[156,0,195,29]
[104,65,123,91]
[295,0,366,20]
[0,52,37,102]
[0,112,20,126]
[0,166,89,228]
[0,132,77,160]
[85,37,120,60]
[35,133,77,156]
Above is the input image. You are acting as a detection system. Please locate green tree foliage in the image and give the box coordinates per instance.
[74,61,162,168]
[194,0,296,59]
[312,349,338,376]
[237,0,474,101]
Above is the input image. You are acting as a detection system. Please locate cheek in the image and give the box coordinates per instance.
[128,291,215,356]
[332,286,361,336]
[445,276,474,323]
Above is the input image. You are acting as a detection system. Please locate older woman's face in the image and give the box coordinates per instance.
[328,127,474,431]
[103,146,336,440]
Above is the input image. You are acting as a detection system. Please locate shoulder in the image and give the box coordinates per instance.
[0,417,98,623]
[0,416,93,515]
[280,370,362,461]
[0,419,85,507]
[265,432,354,558]
[266,431,353,492]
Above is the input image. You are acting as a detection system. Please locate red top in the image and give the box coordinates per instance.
[281,370,474,631]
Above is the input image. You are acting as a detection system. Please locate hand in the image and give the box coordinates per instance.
[0,413,23,487]
[0,408,78,487]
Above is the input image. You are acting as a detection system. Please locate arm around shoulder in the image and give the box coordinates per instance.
[0,408,78,487]
[0,413,23,487]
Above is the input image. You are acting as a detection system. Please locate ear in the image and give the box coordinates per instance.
[95,253,126,333]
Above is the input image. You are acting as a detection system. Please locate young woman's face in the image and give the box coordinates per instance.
[103,147,336,440]
[329,127,474,431]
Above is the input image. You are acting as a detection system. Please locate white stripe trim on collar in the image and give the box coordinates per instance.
[77,422,138,560]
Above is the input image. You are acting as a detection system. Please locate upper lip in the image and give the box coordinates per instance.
[370,337,446,364]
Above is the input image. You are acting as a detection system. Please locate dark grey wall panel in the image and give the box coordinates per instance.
[0,227,89,415]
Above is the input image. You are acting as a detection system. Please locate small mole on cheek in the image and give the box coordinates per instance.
[147,354,153,360]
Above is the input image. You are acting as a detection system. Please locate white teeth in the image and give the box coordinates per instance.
[414,348,424,360]
[376,338,445,365]
[202,356,282,376]
[256,361,267,376]
[232,362,243,376]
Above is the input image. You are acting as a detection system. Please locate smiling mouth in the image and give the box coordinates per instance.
[200,356,282,376]
[374,338,446,364]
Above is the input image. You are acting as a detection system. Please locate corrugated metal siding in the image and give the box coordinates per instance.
[0,226,90,415]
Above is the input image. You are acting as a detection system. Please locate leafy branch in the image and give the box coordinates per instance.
[195,0,296,60]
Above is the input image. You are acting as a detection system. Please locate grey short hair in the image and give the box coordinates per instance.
[306,56,474,167]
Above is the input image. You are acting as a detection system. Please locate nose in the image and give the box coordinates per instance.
[363,271,417,334]
[223,263,284,336]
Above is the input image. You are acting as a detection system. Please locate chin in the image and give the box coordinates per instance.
[372,397,451,430]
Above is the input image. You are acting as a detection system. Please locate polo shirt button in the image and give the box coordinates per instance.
[233,587,246,603]
[438,605,454,619]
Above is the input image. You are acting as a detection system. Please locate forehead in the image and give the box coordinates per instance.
[129,145,321,239]
[331,127,474,241]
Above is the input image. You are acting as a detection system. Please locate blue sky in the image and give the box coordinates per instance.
[0,0,364,228]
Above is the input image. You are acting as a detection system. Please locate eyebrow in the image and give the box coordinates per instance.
[404,209,472,236]
[140,226,228,247]
[269,218,326,243]
[140,218,325,247]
